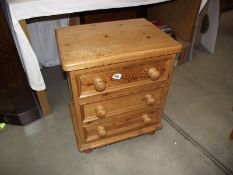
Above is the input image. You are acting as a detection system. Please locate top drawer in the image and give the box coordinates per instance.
[75,56,173,97]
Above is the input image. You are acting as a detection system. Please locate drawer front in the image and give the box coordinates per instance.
[84,110,159,142]
[81,87,165,123]
[76,57,172,96]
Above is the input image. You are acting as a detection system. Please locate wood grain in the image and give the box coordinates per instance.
[82,87,164,123]
[76,57,170,96]
[84,110,159,142]
[56,18,181,71]
[57,19,181,152]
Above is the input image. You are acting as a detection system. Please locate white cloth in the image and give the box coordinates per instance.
[6,0,171,91]
[28,18,68,67]
[9,11,46,90]
[8,0,171,20]
[6,0,207,90]
[200,0,208,12]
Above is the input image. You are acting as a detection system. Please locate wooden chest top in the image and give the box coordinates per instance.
[56,18,181,71]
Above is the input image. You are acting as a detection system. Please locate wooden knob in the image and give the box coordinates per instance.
[142,114,152,124]
[148,68,160,81]
[94,78,106,92]
[145,94,155,106]
[95,105,106,118]
[97,126,107,138]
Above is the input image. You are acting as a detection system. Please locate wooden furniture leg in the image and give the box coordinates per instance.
[19,19,50,116]
[230,130,233,140]
[148,131,156,135]
[230,106,233,140]
[35,91,50,116]
[83,149,93,154]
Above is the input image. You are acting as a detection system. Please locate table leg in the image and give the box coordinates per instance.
[19,19,50,116]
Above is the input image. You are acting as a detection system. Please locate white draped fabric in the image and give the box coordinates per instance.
[6,0,208,90]
[6,0,171,91]
[27,18,68,67]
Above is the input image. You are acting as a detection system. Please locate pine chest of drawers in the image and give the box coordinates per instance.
[56,19,181,152]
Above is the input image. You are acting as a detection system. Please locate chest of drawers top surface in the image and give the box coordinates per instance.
[56,18,181,71]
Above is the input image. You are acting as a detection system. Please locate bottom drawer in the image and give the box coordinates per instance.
[84,110,160,142]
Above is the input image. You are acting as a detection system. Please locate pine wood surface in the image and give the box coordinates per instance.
[70,102,159,152]
[56,18,181,71]
[76,57,171,96]
[82,87,164,123]
[84,110,160,142]
[57,19,181,152]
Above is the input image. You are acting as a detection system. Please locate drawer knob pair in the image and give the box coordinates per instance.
[94,78,106,92]
[142,114,152,124]
[148,68,160,81]
[97,126,107,138]
[97,114,152,138]
[145,94,155,106]
[95,105,106,118]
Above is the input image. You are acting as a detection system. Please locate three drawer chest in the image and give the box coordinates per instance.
[56,19,181,153]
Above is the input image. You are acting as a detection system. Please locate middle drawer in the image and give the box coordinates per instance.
[80,87,165,124]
